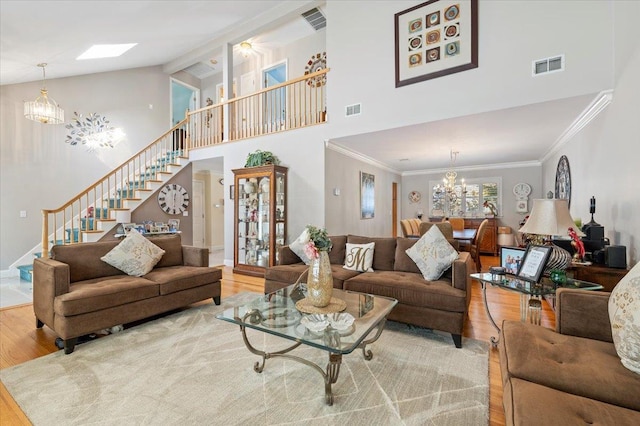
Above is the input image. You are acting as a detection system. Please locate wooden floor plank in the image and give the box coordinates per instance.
[0,256,557,426]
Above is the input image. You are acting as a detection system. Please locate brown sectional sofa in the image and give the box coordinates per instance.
[499,288,640,425]
[33,234,222,354]
[264,234,475,348]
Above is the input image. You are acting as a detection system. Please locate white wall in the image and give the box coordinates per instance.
[0,66,171,270]
[541,0,640,266]
[325,0,613,140]
[325,147,401,237]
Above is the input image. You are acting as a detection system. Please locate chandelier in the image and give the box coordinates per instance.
[24,63,65,124]
[435,149,466,216]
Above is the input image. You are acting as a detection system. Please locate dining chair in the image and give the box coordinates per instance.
[448,217,465,231]
[470,219,489,272]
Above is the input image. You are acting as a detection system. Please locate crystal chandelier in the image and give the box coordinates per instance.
[24,63,64,124]
[435,149,465,216]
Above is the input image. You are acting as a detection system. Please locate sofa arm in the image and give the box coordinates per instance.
[182,246,209,267]
[452,251,473,292]
[278,245,302,265]
[33,257,70,327]
[556,288,613,343]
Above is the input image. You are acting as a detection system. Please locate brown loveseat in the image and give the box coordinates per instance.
[33,235,222,354]
[264,234,474,348]
[499,288,640,425]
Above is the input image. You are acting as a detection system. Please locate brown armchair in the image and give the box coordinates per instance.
[400,218,422,238]
[469,218,489,272]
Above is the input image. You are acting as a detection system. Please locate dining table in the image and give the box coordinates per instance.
[453,228,476,242]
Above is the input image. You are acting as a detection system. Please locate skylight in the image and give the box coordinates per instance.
[76,44,137,60]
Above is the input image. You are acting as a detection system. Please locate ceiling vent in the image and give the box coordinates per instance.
[532,54,564,76]
[302,7,326,31]
[345,103,361,117]
[183,61,217,79]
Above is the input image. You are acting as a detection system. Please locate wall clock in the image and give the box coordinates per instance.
[408,191,421,203]
[158,184,190,215]
[555,155,571,207]
[513,182,531,199]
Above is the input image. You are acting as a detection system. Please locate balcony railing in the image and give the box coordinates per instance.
[41,68,328,256]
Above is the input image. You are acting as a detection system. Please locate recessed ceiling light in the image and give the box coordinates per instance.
[76,43,138,60]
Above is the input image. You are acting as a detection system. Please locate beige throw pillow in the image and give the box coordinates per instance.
[289,228,312,265]
[608,261,640,374]
[406,225,458,281]
[101,230,165,277]
[343,242,375,272]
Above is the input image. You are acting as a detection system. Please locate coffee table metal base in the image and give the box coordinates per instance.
[238,316,388,406]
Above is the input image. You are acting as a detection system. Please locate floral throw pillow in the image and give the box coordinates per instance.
[289,228,312,265]
[608,261,640,374]
[405,225,458,281]
[101,230,165,277]
[343,242,375,272]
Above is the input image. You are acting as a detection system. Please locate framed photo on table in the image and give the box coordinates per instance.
[500,246,526,275]
[394,0,478,87]
[516,245,552,283]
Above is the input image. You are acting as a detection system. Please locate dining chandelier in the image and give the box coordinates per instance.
[24,63,64,124]
[441,149,465,194]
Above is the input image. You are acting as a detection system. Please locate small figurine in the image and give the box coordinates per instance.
[568,227,585,261]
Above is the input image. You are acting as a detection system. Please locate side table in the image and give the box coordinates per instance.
[567,263,629,292]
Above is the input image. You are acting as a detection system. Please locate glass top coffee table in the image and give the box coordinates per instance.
[471,272,603,347]
[216,284,397,405]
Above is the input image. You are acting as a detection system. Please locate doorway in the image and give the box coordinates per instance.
[262,60,287,132]
[171,79,199,127]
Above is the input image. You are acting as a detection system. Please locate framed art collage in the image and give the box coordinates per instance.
[394,0,478,87]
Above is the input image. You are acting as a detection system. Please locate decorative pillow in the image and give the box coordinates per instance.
[101,230,165,277]
[608,261,640,374]
[343,242,375,272]
[289,228,312,265]
[405,225,458,281]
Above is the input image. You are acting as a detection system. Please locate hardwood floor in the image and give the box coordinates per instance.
[0,256,556,426]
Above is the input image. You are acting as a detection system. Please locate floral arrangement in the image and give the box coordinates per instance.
[302,225,332,260]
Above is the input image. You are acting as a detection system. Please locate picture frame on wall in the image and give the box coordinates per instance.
[394,0,478,87]
[360,171,375,219]
[516,199,528,213]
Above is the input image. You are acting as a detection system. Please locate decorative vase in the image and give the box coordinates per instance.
[243,181,256,194]
[307,250,333,307]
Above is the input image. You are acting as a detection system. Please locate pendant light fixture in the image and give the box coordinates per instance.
[24,63,65,124]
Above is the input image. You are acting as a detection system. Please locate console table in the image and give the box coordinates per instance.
[567,263,629,292]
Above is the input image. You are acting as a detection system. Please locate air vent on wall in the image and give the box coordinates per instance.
[532,54,564,76]
[345,103,361,117]
[302,7,326,31]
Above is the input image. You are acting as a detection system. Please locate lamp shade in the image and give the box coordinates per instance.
[518,199,585,237]
[114,210,131,224]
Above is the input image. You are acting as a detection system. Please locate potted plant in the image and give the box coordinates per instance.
[244,150,280,167]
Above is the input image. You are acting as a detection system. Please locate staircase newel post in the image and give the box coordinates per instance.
[42,210,49,259]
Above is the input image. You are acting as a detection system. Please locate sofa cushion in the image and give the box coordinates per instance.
[343,271,467,312]
[148,234,184,268]
[54,276,159,316]
[343,242,375,272]
[52,240,123,282]
[394,238,421,274]
[101,230,166,277]
[500,319,640,411]
[144,266,222,295]
[347,235,396,271]
[608,261,640,374]
[328,235,347,265]
[504,377,640,426]
[405,225,458,281]
[289,228,312,265]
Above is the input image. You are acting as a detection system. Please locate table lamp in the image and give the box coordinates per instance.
[518,199,585,274]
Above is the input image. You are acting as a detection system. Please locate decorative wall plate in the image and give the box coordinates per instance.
[409,191,421,203]
[304,52,327,87]
[555,155,571,207]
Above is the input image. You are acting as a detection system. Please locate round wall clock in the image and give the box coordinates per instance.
[513,182,531,199]
[555,155,571,207]
[158,184,190,215]
[409,191,421,203]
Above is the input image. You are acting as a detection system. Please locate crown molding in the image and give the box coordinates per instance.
[325,140,401,174]
[541,90,613,162]
[401,160,542,177]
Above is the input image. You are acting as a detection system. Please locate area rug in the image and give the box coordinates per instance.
[1,292,489,425]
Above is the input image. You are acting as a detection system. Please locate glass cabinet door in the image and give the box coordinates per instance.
[233,165,287,276]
